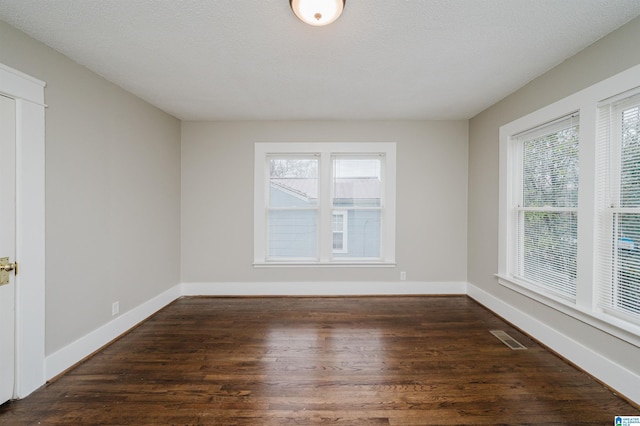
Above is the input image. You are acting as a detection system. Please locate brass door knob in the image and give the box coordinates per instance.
[0,257,17,285]
[0,262,16,272]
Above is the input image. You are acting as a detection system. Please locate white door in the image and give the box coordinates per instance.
[0,94,17,404]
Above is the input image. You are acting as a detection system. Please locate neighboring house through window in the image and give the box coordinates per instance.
[254,143,396,266]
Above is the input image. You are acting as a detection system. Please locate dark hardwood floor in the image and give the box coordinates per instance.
[0,296,638,425]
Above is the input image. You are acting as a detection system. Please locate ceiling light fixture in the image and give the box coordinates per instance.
[290,0,345,26]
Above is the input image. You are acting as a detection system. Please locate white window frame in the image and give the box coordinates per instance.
[254,142,396,267]
[595,88,640,325]
[509,113,580,302]
[498,64,640,347]
[332,210,348,254]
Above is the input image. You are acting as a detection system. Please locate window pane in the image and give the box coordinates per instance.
[616,105,640,315]
[514,115,579,299]
[523,125,579,208]
[332,213,343,231]
[333,158,381,207]
[332,232,344,251]
[332,209,380,258]
[621,105,640,208]
[520,211,577,297]
[332,211,347,253]
[614,213,640,315]
[596,95,640,325]
[269,158,318,207]
[268,210,317,258]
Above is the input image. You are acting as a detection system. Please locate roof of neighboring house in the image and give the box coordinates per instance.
[271,177,380,201]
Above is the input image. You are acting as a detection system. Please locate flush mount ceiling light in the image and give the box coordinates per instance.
[290,0,345,26]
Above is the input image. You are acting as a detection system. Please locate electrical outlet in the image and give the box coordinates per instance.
[400,271,406,281]
[112,301,119,316]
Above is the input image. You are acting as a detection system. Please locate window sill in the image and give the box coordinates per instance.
[496,273,640,348]
[254,261,397,268]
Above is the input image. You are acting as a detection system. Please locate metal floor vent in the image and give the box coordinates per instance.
[490,330,527,350]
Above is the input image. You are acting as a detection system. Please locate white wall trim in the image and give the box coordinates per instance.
[467,283,640,405]
[0,63,46,106]
[181,281,468,296]
[45,285,181,380]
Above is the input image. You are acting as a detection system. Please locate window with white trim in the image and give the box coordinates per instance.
[510,114,580,300]
[254,143,396,266]
[596,88,640,325]
[498,66,640,346]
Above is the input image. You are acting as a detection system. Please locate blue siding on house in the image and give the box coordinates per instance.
[334,209,380,258]
[268,184,380,258]
[268,210,317,257]
[269,185,314,208]
[268,187,317,258]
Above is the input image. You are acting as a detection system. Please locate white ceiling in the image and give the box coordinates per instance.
[1,0,640,121]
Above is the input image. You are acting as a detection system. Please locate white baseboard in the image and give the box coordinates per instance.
[181,281,468,296]
[467,283,640,405]
[45,285,182,380]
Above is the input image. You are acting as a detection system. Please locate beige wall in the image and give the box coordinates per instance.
[468,16,640,378]
[0,20,182,355]
[181,120,468,284]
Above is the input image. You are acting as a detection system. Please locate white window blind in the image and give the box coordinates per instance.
[596,88,640,324]
[499,68,640,345]
[511,113,580,300]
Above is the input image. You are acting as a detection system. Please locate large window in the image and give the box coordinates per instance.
[498,65,640,345]
[596,89,640,323]
[254,143,396,266]
[511,114,580,300]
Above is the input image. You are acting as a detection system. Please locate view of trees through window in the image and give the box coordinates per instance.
[518,119,579,298]
[502,78,640,338]
[614,104,640,314]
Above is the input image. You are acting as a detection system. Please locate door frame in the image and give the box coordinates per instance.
[0,63,46,398]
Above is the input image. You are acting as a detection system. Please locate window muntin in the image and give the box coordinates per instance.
[596,91,640,324]
[511,114,580,300]
[254,143,396,266]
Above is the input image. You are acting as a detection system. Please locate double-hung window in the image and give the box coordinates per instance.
[254,143,396,266]
[509,114,580,300]
[596,88,640,324]
[499,65,640,345]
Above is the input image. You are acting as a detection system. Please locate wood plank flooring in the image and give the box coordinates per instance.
[1,296,638,425]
